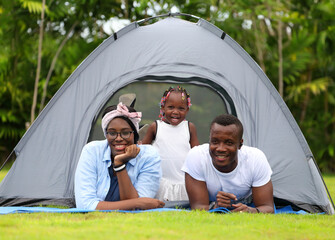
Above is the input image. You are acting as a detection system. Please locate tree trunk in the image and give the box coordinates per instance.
[300,70,312,123]
[253,17,266,73]
[277,16,283,97]
[30,0,46,125]
[39,21,79,113]
[123,0,129,19]
[324,88,330,141]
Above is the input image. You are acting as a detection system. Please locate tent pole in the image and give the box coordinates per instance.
[0,150,14,172]
[311,156,335,212]
[321,177,335,213]
[137,12,200,25]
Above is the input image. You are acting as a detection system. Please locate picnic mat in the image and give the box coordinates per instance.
[0,205,312,215]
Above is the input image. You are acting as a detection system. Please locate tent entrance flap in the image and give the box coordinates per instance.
[88,77,235,145]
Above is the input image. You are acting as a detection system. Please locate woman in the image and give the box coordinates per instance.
[75,102,164,210]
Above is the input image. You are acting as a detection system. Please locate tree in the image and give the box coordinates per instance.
[31,0,46,124]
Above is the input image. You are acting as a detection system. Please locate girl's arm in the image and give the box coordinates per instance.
[189,122,199,147]
[141,122,157,144]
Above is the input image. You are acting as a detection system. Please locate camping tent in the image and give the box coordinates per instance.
[0,13,333,214]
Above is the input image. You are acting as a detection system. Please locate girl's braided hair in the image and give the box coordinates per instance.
[159,86,192,120]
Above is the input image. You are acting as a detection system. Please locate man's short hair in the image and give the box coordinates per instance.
[210,114,243,140]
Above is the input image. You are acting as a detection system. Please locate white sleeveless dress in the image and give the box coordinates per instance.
[152,120,191,201]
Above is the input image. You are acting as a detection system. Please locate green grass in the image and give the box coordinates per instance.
[0,170,335,240]
[0,210,334,239]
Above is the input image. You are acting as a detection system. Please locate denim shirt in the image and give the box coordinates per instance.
[74,140,161,210]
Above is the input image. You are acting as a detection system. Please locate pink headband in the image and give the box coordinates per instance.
[101,102,142,137]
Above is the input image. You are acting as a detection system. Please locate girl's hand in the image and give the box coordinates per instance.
[114,144,140,166]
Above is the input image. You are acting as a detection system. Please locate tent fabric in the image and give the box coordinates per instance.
[0,14,333,214]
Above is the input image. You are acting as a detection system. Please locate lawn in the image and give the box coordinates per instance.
[323,174,335,201]
[0,169,334,240]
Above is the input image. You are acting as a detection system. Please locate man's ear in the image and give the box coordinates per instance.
[239,139,243,149]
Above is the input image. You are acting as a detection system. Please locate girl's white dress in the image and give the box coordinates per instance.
[152,120,191,201]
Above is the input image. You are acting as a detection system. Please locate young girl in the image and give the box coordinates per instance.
[142,86,199,201]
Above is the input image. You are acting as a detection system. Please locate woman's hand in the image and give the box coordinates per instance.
[136,198,165,210]
[114,144,140,166]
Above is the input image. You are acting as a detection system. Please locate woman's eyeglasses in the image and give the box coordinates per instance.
[106,131,134,139]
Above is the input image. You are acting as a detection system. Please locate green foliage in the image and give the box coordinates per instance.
[297,102,335,172]
[286,77,330,102]
[19,0,50,14]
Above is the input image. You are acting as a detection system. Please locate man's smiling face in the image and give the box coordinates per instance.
[209,123,243,173]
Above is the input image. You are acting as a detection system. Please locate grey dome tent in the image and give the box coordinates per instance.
[0,13,333,214]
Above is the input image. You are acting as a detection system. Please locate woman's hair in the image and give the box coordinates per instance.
[210,114,244,140]
[102,105,140,144]
[159,86,192,119]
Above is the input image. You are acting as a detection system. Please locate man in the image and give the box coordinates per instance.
[182,114,274,213]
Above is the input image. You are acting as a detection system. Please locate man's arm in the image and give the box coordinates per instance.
[229,180,274,213]
[217,180,274,213]
[251,180,274,213]
[185,173,210,210]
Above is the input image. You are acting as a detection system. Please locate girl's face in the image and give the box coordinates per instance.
[162,92,189,126]
[106,117,134,157]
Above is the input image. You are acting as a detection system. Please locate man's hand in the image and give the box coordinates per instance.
[216,192,254,212]
[216,191,237,209]
[230,202,251,212]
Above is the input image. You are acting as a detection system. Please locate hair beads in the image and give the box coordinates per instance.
[159,86,192,120]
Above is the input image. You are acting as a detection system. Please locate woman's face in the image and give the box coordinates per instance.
[106,117,135,157]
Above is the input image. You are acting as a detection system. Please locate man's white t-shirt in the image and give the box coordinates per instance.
[181,144,272,202]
